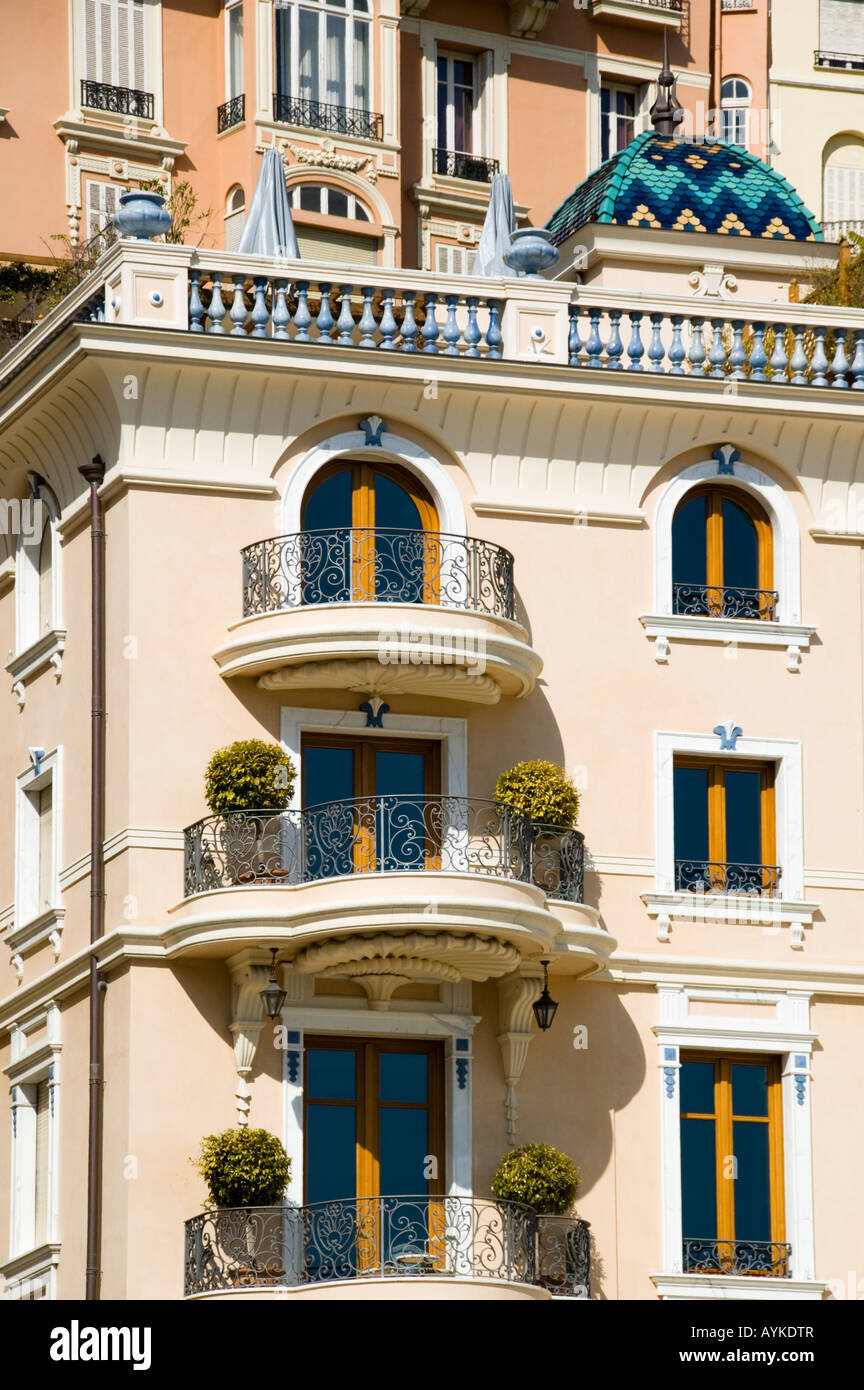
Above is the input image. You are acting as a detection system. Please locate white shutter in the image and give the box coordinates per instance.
[86,181,121,241]
[435,243,476,275]
[34,1081,50,1247]
[83,0,146,88]
[824,165,864,222]
[820,0,864,52]
[296,225,378,265]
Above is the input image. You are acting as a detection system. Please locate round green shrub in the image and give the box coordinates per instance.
[196,1127,292,1208]
[205,739,296,814]
[491,1143,580,1215]
[495,760,580,829]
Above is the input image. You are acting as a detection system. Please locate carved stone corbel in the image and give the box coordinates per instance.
[509,0,559,39]
[228,955,271,1127]
[497,966,543,1147]
[400,0,431,14]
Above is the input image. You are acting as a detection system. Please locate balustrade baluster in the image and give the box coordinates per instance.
[568,306,583,366]
[708,321,727,378]
[335,285,355,345]
[669,316,686,375]
[648,313,666,372]
[272,280,290,339]
[378,289,398,349]
[789,325,809,384]
[625,312,644,371]
[851,329,864,389]
[485,300,503,359]
[749,322,767,381]
[686,317,706,377]
[729,321,747,379]
[358,287,377,348]
[769,323,789,382]
[315,283,335,344]
[585,309,603,369]
[228,279,248,335]
[400,291,419,352]
[189,270,204,332]
[443,295,461,355]
[293,282,312,343]
[250,277,270,338]
[606,309,623,369]
[810,325,829,386]
[830,329,850,388]
[464,297,481,357]
[421,293,440,354]
[207,274,226,334]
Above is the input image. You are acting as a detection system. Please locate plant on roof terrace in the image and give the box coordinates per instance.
[492,1143,580,1216]
[495,759,580,829]
[195,1128,292,1209]
[204,739,296,814]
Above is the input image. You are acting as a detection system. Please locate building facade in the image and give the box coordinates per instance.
[2,2,864,1306]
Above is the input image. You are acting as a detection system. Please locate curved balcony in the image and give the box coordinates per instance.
[184,1197,591,1301]
[168,799,612,983]
[211,527,542,703]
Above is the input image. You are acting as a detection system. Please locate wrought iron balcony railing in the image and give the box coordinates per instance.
[218,95,245,133]
[683,1238,791,1277]
[184,1197,591,1297]
[433,149,500,182]
[675,861,781,896]
[183,798,585,902]
[814,50,864,71]
[595,0,683,9]
[822,219,864,241]
[721,0,753,10]
[80,79,154,120]
[673,582,778,621]
[241,528,515,620]
[273,93,383,141]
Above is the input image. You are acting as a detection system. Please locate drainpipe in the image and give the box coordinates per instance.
[711,0,722,120]
[79,455,106,1302]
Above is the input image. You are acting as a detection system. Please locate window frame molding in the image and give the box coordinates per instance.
[2,1002,61,1283]
[11,483,64,677]
[13,749,64,945]
[645,730,815,946]
[70,0,165,129]
[417,26,507,189]
[640,451,816,669]
[651,985,825,1299]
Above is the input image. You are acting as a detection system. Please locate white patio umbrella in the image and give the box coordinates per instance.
[238,149,301,258]
[473,172,518,277]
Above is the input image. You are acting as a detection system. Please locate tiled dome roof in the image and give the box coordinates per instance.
[545,132,823,244]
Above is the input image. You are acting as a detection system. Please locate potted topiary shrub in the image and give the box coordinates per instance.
[193,1127,293,1288]
[494,760,582,899]
[491,1142,587,1296]
[204,739,296,884]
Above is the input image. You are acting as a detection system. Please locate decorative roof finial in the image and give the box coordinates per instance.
[649,32,684,138]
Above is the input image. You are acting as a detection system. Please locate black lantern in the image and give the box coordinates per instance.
[532,960,558,1032]
[259,949,287,1021]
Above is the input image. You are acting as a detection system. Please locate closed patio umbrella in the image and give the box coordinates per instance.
[473,172,518,277]
[237,148,301,258]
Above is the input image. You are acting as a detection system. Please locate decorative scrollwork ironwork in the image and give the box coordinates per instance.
[80,79,154,120]
[433,149,500,182]
[683,1238,791,1277]
[241,527,516,620]
[184,1197,591,1297]
[273,93,383,141]
[673,583,778,621]
[674,860,780,896]
[218,95,245,133]
[531,825,585,903]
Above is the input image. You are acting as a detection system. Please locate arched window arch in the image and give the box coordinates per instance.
[224,185,246,251]
[720,77,751,148]
[286,181,379,265]
[301,459,438,604]
[822,133,864,239]
[16,481,61,653]
[672,485,775,620]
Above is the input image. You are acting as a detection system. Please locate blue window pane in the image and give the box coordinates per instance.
[375,750,425,797]
[732,1064,769,1118]
[304,745,354,807]
[680,1117,717,1239]
[380,1052,428,1103]
[680,1061,715,1115]
[375,752,427,870]
[374,474,425,603]
[724,769,762,866]
[722,497,759,590]
[673,766,709,863]
[307,1049,356,1100]
[733,1121,771,1242]
[379,1109,429,1196]
[672,494,707,588]
[306,1106,356,1204]
[304,468,352,530]
[302,470,353,604]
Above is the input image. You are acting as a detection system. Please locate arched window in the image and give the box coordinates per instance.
[286,182,378,264]
[224,185,245,251]
[822,134,864,239]
[301,460,438,604]
[17,482,61,653]
[672,487,775,621]
[720,78,751,148]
